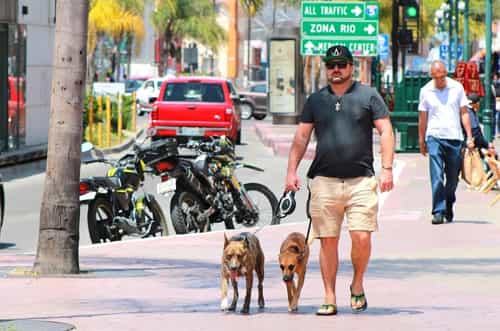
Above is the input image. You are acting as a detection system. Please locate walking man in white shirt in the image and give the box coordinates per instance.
[418,60,474,224]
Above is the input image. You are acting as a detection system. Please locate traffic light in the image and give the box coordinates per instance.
[400,0,419,21]
[398,0,420,53]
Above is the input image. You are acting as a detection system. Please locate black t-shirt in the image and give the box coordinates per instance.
[301,82,389,179]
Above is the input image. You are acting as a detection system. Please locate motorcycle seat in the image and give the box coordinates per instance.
[89,176,122,189]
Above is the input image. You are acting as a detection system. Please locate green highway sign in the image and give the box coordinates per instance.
[301,21,378,38]
[301,39,378,57]
[301,1,379,20]
[301,1,380,56]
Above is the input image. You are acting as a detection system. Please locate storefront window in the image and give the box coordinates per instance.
[7,24,27,150]
[1,23,26,153]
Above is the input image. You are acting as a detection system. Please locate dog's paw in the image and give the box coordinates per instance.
[288,306,298,313]
[240,307,250,314]
[228,304,237,311]
[220,298,229,311]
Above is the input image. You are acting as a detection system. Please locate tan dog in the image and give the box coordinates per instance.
[220,232,265,314]
[278,232,310,312]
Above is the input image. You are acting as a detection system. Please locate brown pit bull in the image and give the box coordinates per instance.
[220,232,265,314]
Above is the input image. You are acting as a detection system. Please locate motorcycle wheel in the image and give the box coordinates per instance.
[226,182,279,229]
[170,191,210,234]
[87,197,116,244]
[142,196,169,236]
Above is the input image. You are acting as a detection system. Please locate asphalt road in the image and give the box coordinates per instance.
[0,118,311,254]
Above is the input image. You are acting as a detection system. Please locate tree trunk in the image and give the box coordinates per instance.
[33,0,89,275]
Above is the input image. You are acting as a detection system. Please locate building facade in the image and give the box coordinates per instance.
[0,0,55,153]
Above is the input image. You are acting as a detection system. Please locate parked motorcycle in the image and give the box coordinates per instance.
[79,139,176,243]
[156,136,279,234]
[0,174,4,237]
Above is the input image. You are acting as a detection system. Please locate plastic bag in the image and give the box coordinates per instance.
[461,148,486,188]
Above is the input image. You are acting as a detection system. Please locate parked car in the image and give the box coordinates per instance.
[147,76,242,144]
[0,175,4,237]
[124,78,146,94]
[135,77,165,116]
[237,82,267,120]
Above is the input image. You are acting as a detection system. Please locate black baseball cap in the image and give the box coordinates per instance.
[323,45,353,63]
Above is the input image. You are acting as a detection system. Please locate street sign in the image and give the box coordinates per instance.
[439,44,463,60]
[301,39,378,57]
[301,2,379,20]
[301,21,378,38]
[301,1,379,56]
[378,34,390,61]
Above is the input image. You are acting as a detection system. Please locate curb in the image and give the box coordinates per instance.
[0,145,48,168]
[96,127,145,155]
[253,123,316,159]
[0,127,145,168]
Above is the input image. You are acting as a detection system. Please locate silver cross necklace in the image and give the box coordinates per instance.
[335,97,342,112]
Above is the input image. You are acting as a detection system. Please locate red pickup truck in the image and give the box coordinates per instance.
[147,76,241,144]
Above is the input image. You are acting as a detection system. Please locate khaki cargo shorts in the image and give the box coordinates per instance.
[309,176,379,238]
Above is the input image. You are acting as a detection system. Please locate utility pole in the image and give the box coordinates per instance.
[391,0,399,83]
[463,0,469,61]
[448,0,452,71]
[483,0,493,141]
[453,0,458,64]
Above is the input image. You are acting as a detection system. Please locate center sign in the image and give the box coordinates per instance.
[301,1,380,57]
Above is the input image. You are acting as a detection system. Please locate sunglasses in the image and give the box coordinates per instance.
[325,61,350,69]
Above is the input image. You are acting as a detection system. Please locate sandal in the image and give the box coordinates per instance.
[350,285,368,312]
[316,304,337,316]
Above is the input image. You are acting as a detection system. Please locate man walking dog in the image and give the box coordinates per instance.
[285,45,394,315]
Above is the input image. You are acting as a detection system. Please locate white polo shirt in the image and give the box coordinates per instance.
[418,77,468,141]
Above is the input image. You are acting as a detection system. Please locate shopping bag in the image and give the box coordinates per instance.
[461,148,487,188]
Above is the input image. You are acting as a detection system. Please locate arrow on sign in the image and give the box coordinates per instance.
[304,41,315,54]
[351,6,363,17]
[363,24,376,35]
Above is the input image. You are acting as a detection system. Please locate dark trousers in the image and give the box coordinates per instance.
[426,136,463,216]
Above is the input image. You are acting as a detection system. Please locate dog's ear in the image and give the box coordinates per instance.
[224,233,229,248]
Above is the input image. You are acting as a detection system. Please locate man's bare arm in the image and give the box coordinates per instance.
[374,116,395,192]
[285,123,314,191]
[374,116,394,169]
[418,111,428,155]
[460,106,473,140]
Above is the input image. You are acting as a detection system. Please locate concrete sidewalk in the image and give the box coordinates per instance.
[1,122,500,331]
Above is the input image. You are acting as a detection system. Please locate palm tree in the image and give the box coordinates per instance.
[88,0,145,82]
[152,0,226,76]
[239,0,264,83]
[33,0,89,275]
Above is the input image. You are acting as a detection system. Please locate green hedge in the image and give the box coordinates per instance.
[82,94,135,142]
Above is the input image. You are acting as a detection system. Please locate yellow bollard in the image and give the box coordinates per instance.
[131,92,137,132]
[97,96,103,147]
[118,94,122,143]
[88,95,94,143]
[106,96,111,147]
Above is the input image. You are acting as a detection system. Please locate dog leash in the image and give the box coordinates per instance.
[305,178,312,244]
